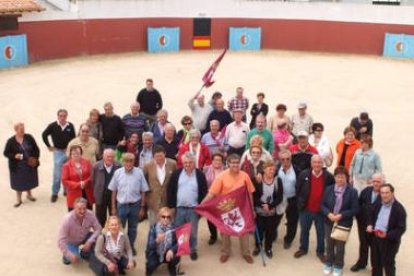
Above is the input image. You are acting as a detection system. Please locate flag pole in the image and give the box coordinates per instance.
[197,84,206,95]
[254,227,266,267]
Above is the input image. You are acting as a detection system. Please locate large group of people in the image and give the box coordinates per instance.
[3,79,406,276]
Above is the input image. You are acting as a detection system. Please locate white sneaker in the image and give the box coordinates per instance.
[333,267,343,276]
[323,264,333,275]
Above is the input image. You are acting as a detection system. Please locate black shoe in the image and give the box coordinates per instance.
[132,247,137,256]
[294,250,307,258]
[252,248,260,256]
[265,250,273,259]
[208,237,217,245]
[283,242,292,250]
[190,252,198,261]
[350,263,365,272]
[62,256,71,265]
[317,253,327,263]
[51,195,58,203]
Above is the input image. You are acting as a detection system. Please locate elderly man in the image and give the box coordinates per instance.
[122,102,148,139]
[109,153,149,255]
[225,108,250,156]
[201,120,226,156]
[58,197,102,265]
[42,109,76,202]
[167,152,208,261]
[136,78,163,124]
[188,91,213,134]
[350,112,373,140]
[149,109,169,144]
[294,155,334,262]
[92,148,122,227]
[277,150,299,249]
[139,132,154,169]
[176,129,211,170]
[289,130,318,175]
[100,102,124,150]
[156,123,179,160]
[367,184,406,276]
[227,87,249,122]
[67,123,100,164]
[205,99,233,133]
[144,145,177,225]
[350,173,384,272]
[246,115,274,154]
[291,101,314,139]
[202,154,256,264]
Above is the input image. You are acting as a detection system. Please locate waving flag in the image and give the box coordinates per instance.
[175,223,192,256]
[195,186,255,237]
[202,48,227,88]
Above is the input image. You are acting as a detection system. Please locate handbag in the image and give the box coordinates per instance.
[330,223,351,242]
[27,156,40,168]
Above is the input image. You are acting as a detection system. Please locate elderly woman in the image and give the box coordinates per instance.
[336,126,361,172]
[267,103,291,132]
[86,108,103,145]
[349,135,382,194]
[3,122,40,207]
[150,109,169,144]
[253,160,283,258]
[146,207,181,276]
[249,92,269,129]
[321,166,359,276]
[176,129,211,169]
[116,132,140,167]
[240,134,272,165]
[93,216,135,275]
[67,123,100,164]
[272,119,293,162]
[62,145,94,211]
[157,123,179,160]
[203,153,226,245]
[309,123,333,168]
[241,145,265,185]
[176,115,194,147]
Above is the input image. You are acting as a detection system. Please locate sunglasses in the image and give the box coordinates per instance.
[183,122,192,126]
[161,215,171,220]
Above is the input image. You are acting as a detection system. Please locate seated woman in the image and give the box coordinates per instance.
[241,145,265,185]
[253,160,283,258]
[93,216,135,275]
[146,207,181,276]
[176,129,211,169]
[115,132,140,167]
[240,135,272,165]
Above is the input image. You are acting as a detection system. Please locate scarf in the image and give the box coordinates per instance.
[155,222,173,262]
[183,129,191,145]
[333,185,346,214]
[189,143,201,169]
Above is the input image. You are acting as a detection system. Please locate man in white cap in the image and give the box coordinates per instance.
[289,130,318,175]
[291,101,314,140]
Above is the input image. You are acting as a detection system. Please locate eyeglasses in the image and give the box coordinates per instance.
[161,215,171,220]
[314,129,323,132]
[183,122,192,126]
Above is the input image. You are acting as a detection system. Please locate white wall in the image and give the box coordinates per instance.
[22,0,414,25]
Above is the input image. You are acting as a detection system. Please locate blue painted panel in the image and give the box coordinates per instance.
[147,27,180,53]
[229,27,261,51]
[0,34,28,69]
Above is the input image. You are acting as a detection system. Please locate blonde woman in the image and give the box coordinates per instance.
[93,216,135,275]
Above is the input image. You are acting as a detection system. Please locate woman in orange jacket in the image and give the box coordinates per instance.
[336,126,361,173]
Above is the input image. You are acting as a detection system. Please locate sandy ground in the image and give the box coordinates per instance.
[0,50,413,276]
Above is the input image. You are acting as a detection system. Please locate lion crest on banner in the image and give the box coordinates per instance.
[218,198,245,232]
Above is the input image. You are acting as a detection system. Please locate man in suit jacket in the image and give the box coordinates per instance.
[367,183,406,276]
[91,149,122,227]
[143,145,176,225]
[167,152,208,261]
[350,173,383,272]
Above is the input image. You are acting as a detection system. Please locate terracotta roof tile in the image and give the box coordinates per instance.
[0,0,44,14]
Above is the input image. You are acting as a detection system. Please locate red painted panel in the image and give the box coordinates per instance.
[2,17,414,62]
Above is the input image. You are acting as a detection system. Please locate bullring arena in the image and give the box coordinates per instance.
[0,0,413,275]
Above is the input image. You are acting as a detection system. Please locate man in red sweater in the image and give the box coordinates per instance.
[294,155,335,262]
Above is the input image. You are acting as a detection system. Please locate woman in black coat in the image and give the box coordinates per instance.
[249,92,269,129]
[3,122,40,207]
[321,166,359,276]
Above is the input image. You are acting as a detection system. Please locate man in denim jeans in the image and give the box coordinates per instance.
[42,109,76,203]
[109,152,149,256]
[58,197,102,265]
[294,155,335,262]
